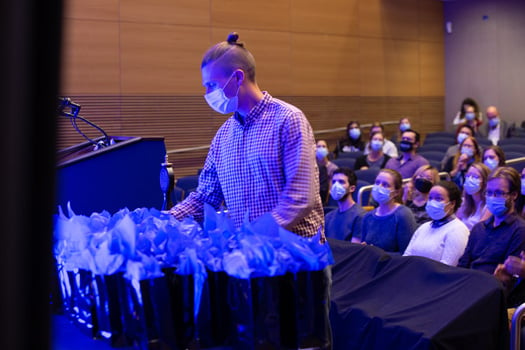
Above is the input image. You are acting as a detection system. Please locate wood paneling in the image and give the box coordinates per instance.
[63,0,119,21]
[210,0,290,32]
[420,42,445,96]
[291,33,360,96]
[60,19,120,94]
[120,0,210,26]
[359,0,419,40]
[120,24,208,94]
[290,0,360,36]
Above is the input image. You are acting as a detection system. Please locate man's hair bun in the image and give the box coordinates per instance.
[227,32,244,47]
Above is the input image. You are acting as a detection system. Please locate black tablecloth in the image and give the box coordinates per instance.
[328,239,509,350]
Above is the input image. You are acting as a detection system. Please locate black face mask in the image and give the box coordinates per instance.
[414,178,432,194]
[399,140,414,152]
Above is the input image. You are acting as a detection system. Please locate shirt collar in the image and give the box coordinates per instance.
[233,91,271,126]
[484,211,519,228]
[431,214,455,228]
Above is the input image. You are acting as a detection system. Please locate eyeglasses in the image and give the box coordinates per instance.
[485,190,510,198]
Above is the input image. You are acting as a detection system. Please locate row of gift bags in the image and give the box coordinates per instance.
[54,265,331,350]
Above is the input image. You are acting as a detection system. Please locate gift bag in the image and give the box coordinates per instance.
[120,274,178,350]
[280,268,332,350]
[227,275,281,350]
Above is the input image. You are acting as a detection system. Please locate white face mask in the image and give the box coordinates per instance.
[457,132,469,144]
[204,72,239,114]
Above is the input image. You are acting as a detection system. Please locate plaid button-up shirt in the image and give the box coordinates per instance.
[170,92,324,238]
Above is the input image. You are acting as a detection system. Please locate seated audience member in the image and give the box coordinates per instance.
[324,167,366,241]
[478,105,512,145]
[384,129,429,180]
[353,169,417,254]
[403,165,440,226]
[517,167,525,219]
[458,167,525,274]
[456,162,492,230]
[482,145,506,173]
[445,136,481,190]
[391,117,412,146]
[316,139,337,204]
[452,97,483,129]
[363,122,398,158]
[334,121,365,156]
[403,181,469,266]
[440,124,476,171]
[355,131,391,170]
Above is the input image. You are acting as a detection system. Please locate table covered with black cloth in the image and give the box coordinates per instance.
[328,238,509,350]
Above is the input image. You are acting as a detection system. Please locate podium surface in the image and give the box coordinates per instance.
[56,136,166,216]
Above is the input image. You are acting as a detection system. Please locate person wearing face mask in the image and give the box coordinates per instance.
[316,139,338,204]
[478,106,512,145]
[446,136,481,190]
[355,131,391,170]
[169,32,325,241]
[334,121,365,156]
[402,165,440,226]
[384,129,430,179]
[440,124,478,171]
[403,181,470,266]
[516,167,525,219]
[452,97,483,127]
[456,163,492,230]
[324,168,366,241]
[352,169,417,254]
[391,117,412,146]
[363,122,398,158]
[458,167,525,276]
[482,145,506,173]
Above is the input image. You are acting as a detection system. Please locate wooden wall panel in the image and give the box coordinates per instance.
[210,0,290,32]
[63,0,119,21]
[120,24,208,94]
[359,0,419,40]
[420,42,445,96]
[60,19,120,94]
[384,40,420,96]
[419,0,445,43]
[290,0,360,36]
[120,0,210,26]
[291,33,360,96]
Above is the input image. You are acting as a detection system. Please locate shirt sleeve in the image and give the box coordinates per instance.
[403,226,421,257]
[169,137,224,222]
[271,111,319,230]
[396,206,417,254]
[457,223,480,268]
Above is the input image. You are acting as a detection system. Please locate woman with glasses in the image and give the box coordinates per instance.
[456,162,492,230]
[352,169,417,254]
[458,166,525,275]
[403,181,469,266]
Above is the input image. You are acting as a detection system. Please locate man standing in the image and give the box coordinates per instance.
[384,129,429,179]
[169,32,324,238]
[478,105,511,145]
[324,168,365,241]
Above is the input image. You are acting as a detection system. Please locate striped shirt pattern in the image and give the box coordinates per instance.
[170,92,324,238]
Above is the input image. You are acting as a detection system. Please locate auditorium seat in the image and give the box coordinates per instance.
[422,137,456,146]
[175,174,199,199]
[418,143,450,154]
[425,131,456,140]
[332,158,356,170]
[354,168,379,185]
[500,144,525,156]
[336,151,364,159]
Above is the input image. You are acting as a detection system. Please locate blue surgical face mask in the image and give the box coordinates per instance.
[463,176,481,195]
[457,132,469,144]
[485,196,509,217]
[426,200,449,221]
[522,179,525,196]
[461,147,474,158]
[372,185,392,204]
[330,182,348,201]
[489,117,500,127]
[349,128,361,140]
[370,140,383,152]
[316,147,329,161]
[465,112,476,121]
[484,158,498,171]
[204,72,239,114]
[399,123,411,132]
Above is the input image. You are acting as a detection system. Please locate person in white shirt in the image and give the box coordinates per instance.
[364,122,398,158]
[404,181,470,266]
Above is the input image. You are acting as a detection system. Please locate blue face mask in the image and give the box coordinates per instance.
[457,132,468,145]
[461,147,474,158]
[349,128,361,140]
[330,182,348,201]
[484,158,498,171]
[204,72,239,114]
[486,196,509,217]
[463,176,481,195]
[426,200,449,221]
[399,123,411,132]
[465,112,476,121]
[489,117,500,127]
[370,140,383,152]
[372,185,392,205]
[316,147,329,161]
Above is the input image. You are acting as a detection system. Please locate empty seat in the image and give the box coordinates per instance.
[425,131,456,140]
[498,137,525,146]
[505,152,525,161]
[332,158,356,170]
[419,150,447,162]
[418,143,451,154]
[500,144,525,156]
[175,174,200,199]
[354,168,380,185]
[336,151,364,159]
[423,137,456,146]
